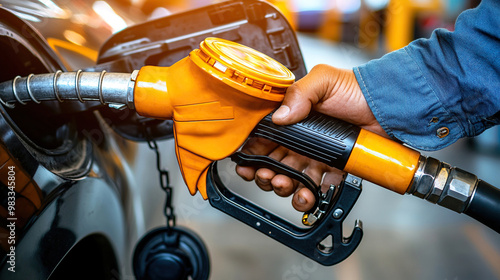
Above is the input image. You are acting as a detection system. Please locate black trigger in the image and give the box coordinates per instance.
[230,152,322,212]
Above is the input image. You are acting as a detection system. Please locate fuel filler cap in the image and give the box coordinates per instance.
[190,37,295,101]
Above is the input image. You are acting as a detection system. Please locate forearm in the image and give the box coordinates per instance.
[354,0,500,151]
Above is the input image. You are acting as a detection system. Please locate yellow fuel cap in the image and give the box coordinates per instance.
[135,37,295,198]
[189,37,295,102]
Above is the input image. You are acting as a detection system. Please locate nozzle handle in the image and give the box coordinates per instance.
[253,111,421,194]
[252,112,360,170]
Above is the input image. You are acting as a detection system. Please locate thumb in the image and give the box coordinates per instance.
[272,65,330,125]
[271,85,311,125]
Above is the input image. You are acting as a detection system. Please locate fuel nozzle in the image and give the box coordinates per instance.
[2,37,498,238]
[0,38,294,199]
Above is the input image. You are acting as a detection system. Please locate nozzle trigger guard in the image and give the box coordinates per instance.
[206,154,364,266]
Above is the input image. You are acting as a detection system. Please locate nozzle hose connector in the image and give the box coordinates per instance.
[0,70,138,109]
[408,156,478,213]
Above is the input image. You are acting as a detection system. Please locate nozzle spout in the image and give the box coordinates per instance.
[0,70,138,109]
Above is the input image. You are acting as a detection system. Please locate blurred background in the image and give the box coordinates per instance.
[137,0,479,53]
[122,0,500,280]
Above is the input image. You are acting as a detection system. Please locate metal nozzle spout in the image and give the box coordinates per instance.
[0,70,138,109]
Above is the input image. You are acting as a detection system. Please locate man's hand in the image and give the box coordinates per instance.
[236,65,386,212]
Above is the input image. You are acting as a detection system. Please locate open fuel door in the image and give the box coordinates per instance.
[91,0,307,141]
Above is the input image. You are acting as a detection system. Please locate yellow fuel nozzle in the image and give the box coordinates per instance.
[131,37,489,233]
[133,37,295,198]
[132,37,421,200]
[0,37,493,235]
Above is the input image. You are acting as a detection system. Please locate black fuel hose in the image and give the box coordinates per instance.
[465,180,500,233]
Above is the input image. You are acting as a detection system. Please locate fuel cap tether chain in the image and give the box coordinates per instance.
[133,127,210,280]
[146,136,176,229]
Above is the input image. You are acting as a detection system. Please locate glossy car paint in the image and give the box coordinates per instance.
[0,1,151,278]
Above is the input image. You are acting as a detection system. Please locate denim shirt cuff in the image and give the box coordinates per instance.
[353,48,465,151]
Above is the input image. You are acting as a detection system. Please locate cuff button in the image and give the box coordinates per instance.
[437,127,450,138]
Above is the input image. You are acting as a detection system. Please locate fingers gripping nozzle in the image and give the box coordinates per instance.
[0,70,138,109]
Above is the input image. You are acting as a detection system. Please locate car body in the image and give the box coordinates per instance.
[0,1,152,278]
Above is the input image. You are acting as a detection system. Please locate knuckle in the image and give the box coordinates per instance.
[311,64,330,72]
[273,183,287,194]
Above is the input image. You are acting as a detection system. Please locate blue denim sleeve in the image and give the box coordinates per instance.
[353,0,500,151]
